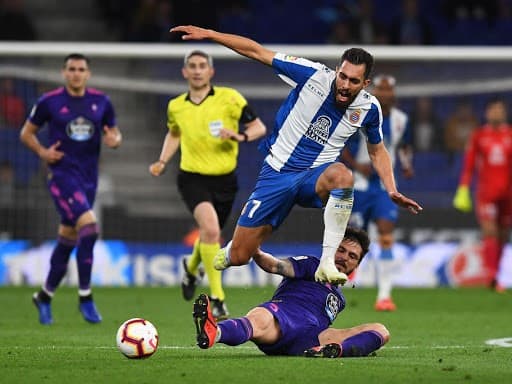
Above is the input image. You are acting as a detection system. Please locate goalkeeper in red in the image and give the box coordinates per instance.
[453,97,512,292]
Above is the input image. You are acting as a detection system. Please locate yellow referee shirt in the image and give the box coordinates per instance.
[167,86,248,175]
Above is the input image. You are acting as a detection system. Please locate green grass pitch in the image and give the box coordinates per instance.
[2,286,511,384]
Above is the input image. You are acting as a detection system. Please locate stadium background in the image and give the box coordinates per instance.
[1,0,512,287]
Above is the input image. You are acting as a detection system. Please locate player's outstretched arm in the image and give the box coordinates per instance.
[367,141,422,214]
[253,249,295,277]
[170,25,275,66]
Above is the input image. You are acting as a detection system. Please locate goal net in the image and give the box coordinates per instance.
[2,42,512,243]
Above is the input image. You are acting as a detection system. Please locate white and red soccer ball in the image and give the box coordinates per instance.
[116,318,159,359]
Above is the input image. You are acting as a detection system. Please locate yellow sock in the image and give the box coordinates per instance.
[200,242,224,301]
[186,239,201,275]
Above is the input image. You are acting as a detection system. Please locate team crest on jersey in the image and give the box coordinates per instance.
[66,116,95,141]
[325,293,340,321]
[349,109,361,123]
[305,115,331,145]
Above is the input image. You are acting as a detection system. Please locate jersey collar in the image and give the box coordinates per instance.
[185,86,215,104]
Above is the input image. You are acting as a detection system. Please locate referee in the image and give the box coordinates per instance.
[149,50,266,319]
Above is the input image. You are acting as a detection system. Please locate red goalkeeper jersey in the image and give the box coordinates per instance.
[459,124,512,200]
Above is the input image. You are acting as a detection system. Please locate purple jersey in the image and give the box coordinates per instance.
[29,87,116,186]
[256,256,346,355]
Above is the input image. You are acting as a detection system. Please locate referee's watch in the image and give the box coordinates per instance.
[241,132,248,142]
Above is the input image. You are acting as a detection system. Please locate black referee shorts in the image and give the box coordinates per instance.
[177,170,239,229]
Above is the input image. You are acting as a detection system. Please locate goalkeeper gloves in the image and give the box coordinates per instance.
[453,185,472,212]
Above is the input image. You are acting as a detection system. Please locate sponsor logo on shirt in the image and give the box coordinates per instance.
[66,116,95,141]
[306,83,326,98]
[325,293,340,322]
[305,115,331,145]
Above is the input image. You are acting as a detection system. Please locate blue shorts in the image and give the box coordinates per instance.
[237,162,333,230]
[255,300,323,356]
[47,172,96,226]
[349,188,397,230]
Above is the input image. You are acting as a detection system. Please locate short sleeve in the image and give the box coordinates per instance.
[272,53,323,88]
[28,97,50,127]
[102,96,116,127]
[361,103,382,144]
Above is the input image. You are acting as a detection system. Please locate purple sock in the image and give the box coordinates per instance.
[341,331,384,357]
[218,317,253,346]
[44,236,76,293]
[76,223,99,291]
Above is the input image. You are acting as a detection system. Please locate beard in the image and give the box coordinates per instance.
[334,91,356,108]
[332,81,357,108]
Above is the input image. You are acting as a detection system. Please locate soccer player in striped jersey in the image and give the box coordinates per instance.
[170,25,422,285]
[20,53,122,325]
[342,75,414,311]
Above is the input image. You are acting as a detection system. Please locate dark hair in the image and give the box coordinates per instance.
[344,226,370,263]
[184,50,213,67]
[63,53,90,67]
[340,48,374,79]
[485,96,506,108]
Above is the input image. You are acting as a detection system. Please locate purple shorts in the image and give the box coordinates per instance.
[255,300,324,356]
[47,172,96,226]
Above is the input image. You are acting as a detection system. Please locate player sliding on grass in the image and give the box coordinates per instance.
[192,227,390,358]
[170,25,422,285]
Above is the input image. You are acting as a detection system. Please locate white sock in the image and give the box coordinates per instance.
[79,288,92,297]
[42,286,54,297]
[320,189,353,267]
[376,256,394,300]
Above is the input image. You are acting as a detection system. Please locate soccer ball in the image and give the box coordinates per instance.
[116,318,159,359]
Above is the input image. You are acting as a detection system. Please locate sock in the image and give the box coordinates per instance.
[376,248,394,301]
[37,289,53,303]
[341,331,384,357]
[218,317,253,346]
[79,293,94,303]
[76,223,99,292]
[186,239,201,275]
[495,241,506,284]
[482,236,500,282]
[200,242,225,301]
[218,240,232,267]
[320,188,353,267]
[44,236,76,293]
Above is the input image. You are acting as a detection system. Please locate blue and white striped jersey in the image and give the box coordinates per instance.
[259,53,383,172]
[346,107,410,191]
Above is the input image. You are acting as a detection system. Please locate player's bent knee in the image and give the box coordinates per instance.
[323,163,354,189]
[372,323,390,343]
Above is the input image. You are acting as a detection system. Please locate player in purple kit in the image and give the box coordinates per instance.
[192,227,390,358]
[20,53,122,325]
